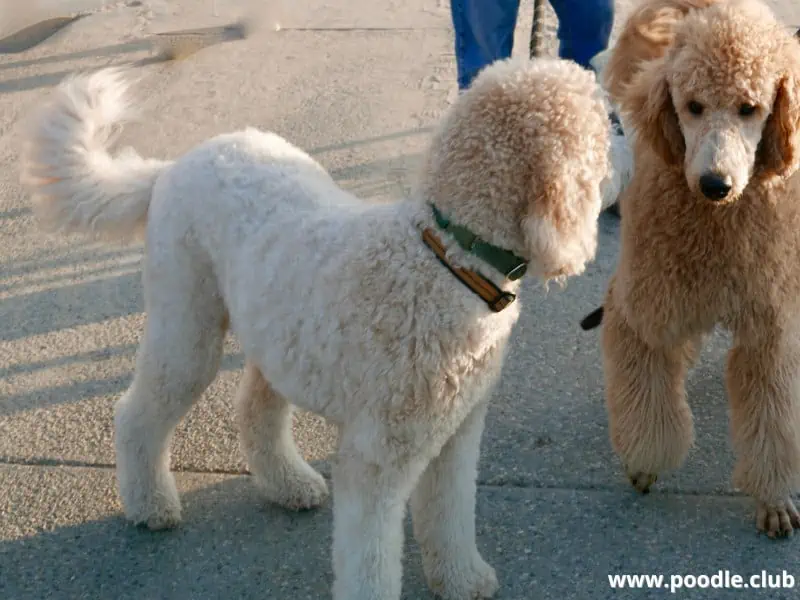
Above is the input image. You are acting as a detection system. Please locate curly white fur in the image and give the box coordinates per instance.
[20,59,611,600]
[603,130,634,209]
[19,69,170,240]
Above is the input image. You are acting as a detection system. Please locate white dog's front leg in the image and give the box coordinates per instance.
[410,402,498,600]
[331,450,428,600]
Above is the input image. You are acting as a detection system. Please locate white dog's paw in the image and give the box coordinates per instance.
[254,460,329,511]
[118,471,182,531]
[425,554,499,600]
[126,497,182,531]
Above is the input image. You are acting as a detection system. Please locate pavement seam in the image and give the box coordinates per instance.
[0,456,751,498]
[0,456,240,475]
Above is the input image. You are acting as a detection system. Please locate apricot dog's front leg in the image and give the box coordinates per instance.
[601,284,696,492]
[727,336,800,538]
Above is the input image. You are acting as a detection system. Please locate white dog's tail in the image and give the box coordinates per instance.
[20,68,171,240]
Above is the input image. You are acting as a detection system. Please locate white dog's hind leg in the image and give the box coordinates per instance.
[410,401,498,600]
[114,254,226,530]
[234,362,329,509]
[331,441,431,600]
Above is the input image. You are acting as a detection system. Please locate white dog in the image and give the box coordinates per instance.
[20,58,611,599]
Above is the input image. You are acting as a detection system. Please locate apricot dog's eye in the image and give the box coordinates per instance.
[687,101,704,115]
[739,103,757,117]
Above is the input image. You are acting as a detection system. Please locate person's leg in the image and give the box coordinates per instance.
[549,0,614,70]
[451,0,521,89]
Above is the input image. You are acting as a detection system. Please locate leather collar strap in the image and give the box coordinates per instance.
[430,204,528,281]
[422,227,517,312]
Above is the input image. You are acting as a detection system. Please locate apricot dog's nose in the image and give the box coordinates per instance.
[699,173,732,201]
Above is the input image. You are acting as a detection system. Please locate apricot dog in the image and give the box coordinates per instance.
[600,0,800,538]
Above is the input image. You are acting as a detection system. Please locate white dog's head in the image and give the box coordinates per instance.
[418,57,612,282]
[624,0,800,203]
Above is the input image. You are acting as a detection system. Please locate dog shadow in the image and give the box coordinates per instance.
[308,128,431,203]
[328,154,423,202]
[0,476,334,599]
[3,472,799,600]
[1,269,143,343]
[0,474,434,599]
[0,236,243,416]
[0,37,156,94]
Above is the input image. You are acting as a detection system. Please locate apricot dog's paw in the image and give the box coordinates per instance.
[626,468,658,494]
[756,499,800,539]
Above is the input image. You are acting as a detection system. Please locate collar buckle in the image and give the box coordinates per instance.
[505,262,527,281]
[488,291,517,312]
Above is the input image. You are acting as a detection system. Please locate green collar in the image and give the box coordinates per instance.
[430,204,528,281]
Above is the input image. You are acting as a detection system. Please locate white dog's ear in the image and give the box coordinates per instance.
[757,75,800,177]
[625,60,685,166]
[522,175,598,281]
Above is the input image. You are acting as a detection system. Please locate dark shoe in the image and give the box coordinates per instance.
[604,201,620,217]
[609,111,624,136]
[603,112,624,218]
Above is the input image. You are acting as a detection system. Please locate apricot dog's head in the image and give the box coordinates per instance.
[624,0,800,203]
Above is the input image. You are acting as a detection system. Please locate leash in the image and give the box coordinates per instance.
[580,306,604,330]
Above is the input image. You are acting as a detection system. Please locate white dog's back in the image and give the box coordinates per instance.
[157,133,514,423]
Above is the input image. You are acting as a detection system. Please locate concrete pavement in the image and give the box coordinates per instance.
[2,0,800,598]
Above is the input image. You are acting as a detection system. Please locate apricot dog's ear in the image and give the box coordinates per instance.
[603,0,716,105]
[757,75,800,177]
[604,4,686,103]
[624,60,684,166]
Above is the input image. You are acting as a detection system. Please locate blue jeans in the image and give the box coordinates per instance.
[451,0,614,89]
